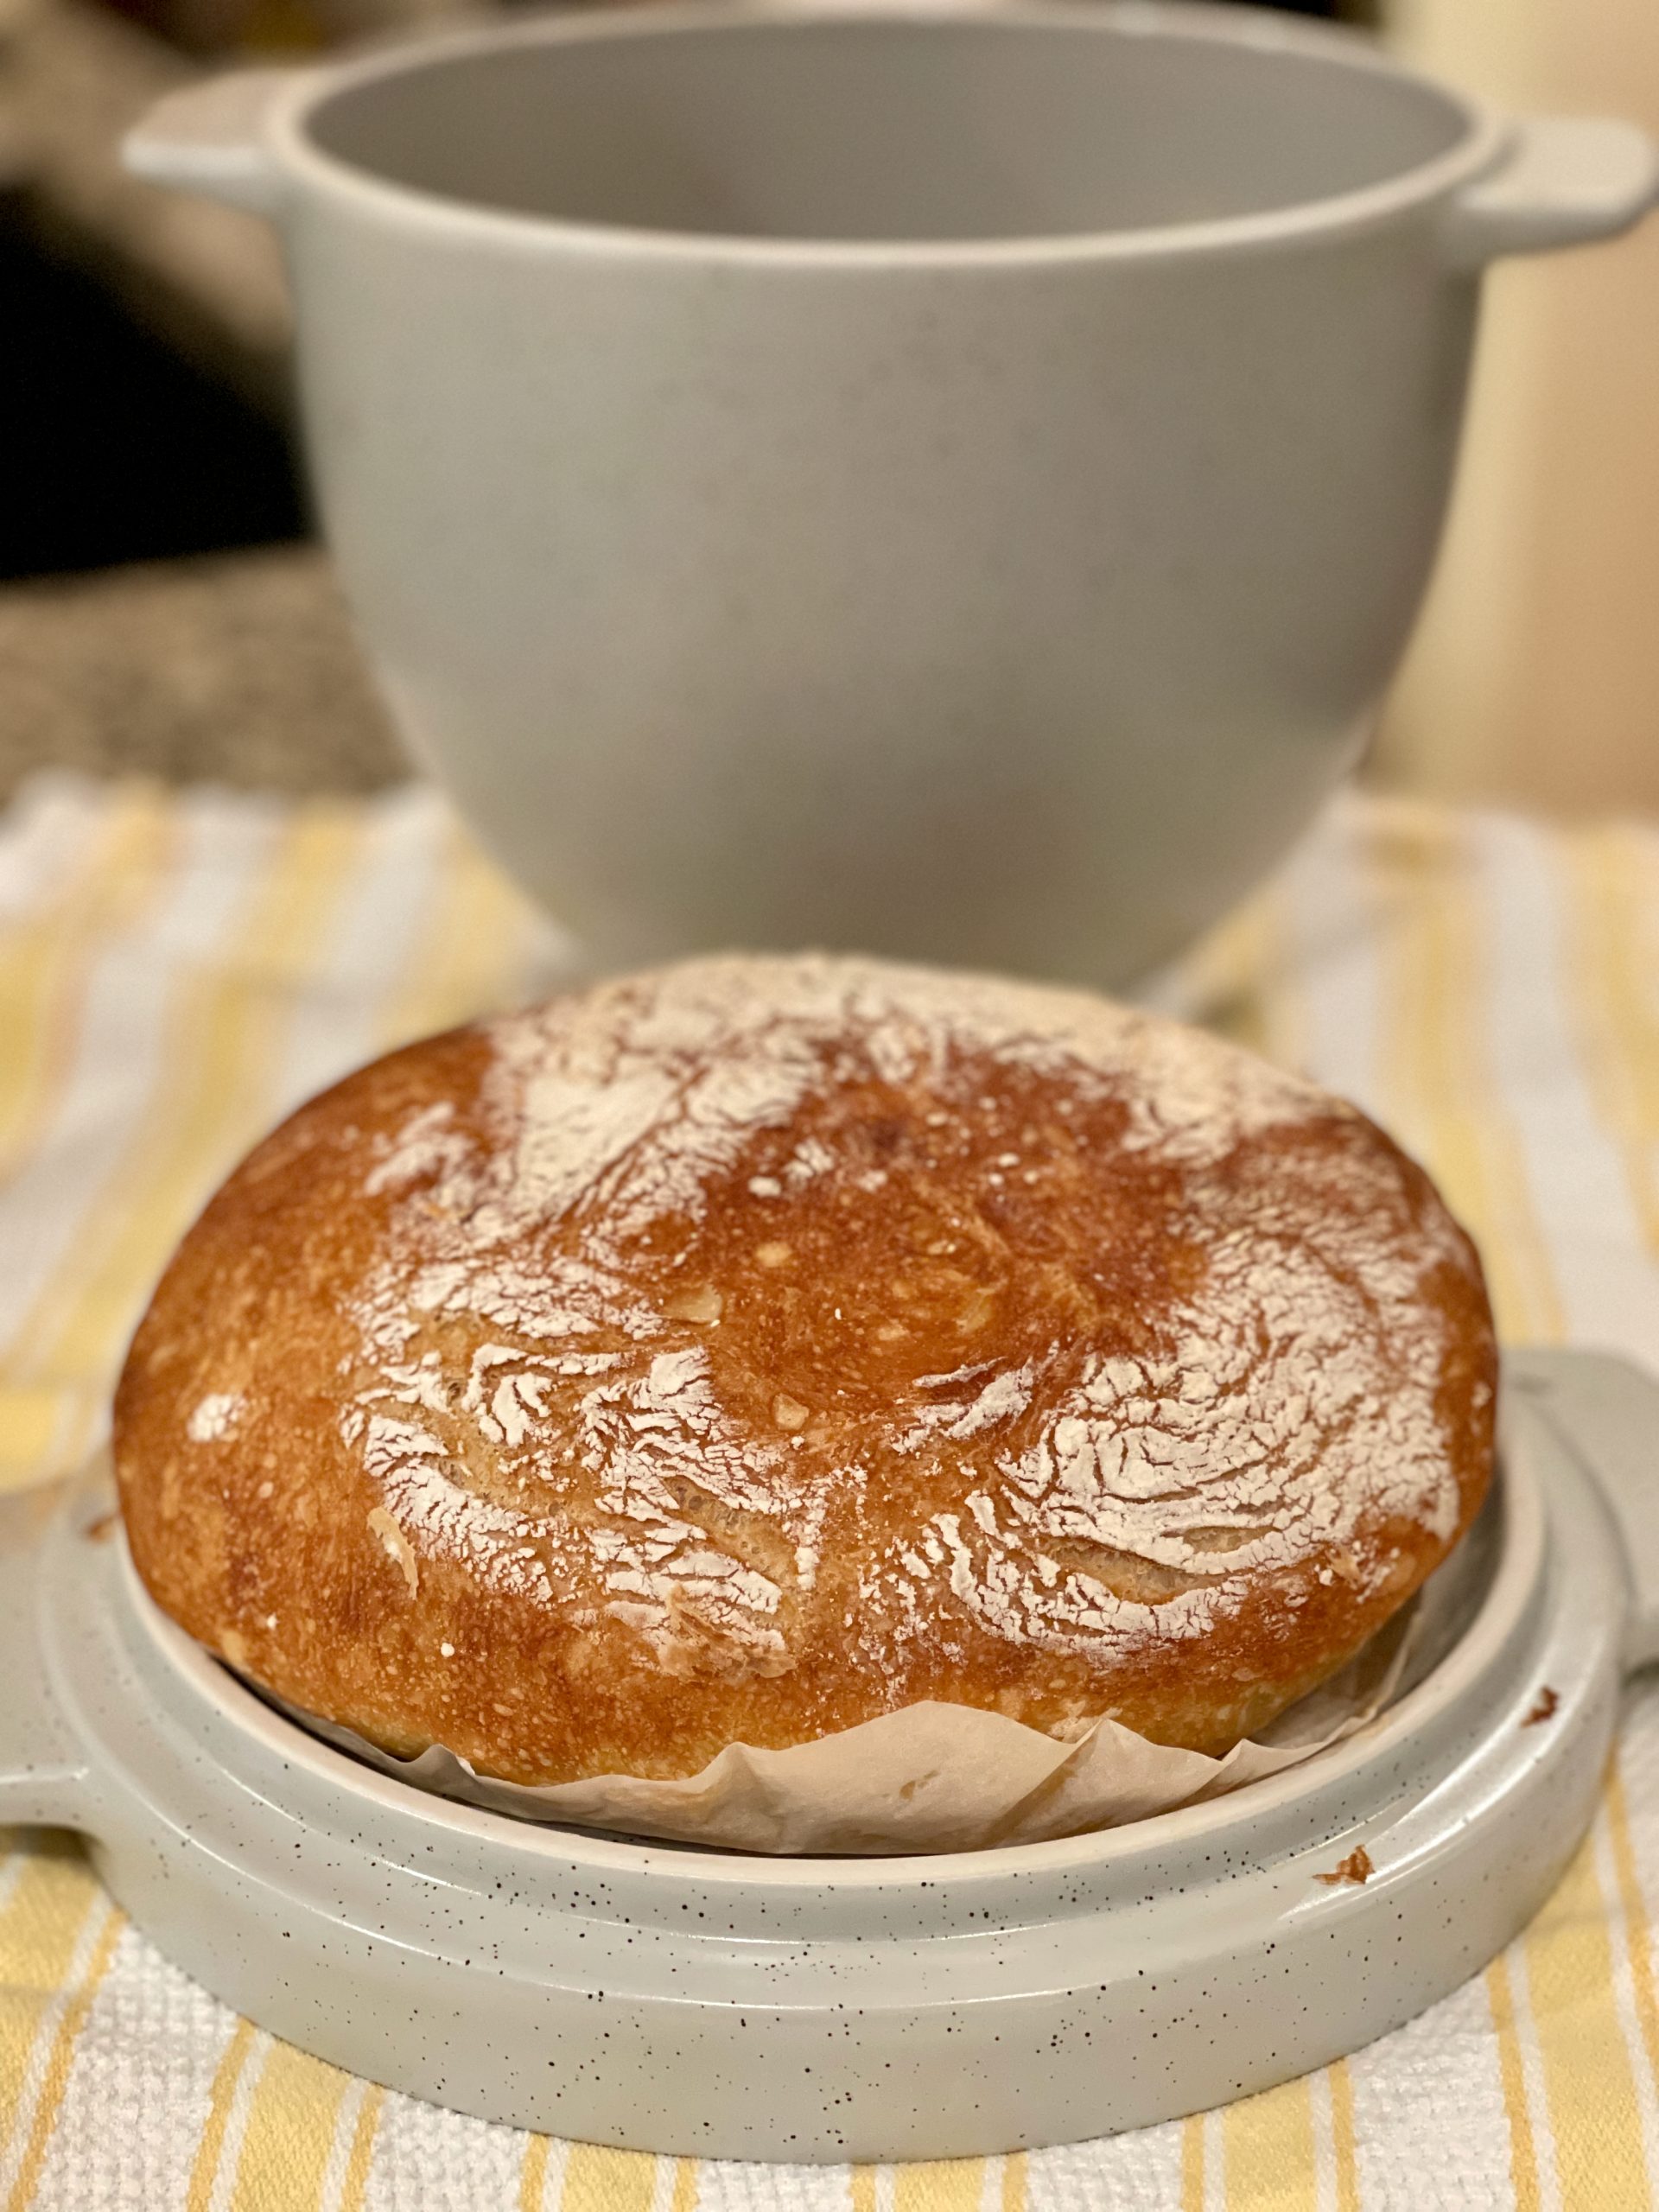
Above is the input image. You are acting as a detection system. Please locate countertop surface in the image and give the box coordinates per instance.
[0,544,404,798]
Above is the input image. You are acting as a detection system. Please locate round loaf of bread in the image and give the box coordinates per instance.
[115,954,1497,1781]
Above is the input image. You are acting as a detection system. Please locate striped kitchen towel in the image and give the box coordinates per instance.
[3,772,1659,2210]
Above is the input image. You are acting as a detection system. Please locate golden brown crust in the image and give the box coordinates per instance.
[115,955,1497,1779]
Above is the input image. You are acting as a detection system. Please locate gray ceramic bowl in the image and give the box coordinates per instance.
[129,4,1658,982]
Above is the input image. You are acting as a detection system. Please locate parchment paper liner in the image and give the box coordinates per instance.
[257,1512,1489,1854]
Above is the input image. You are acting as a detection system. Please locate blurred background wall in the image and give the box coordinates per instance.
[1374,0,1659,815]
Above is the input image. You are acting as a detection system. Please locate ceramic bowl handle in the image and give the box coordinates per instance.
[123,68,304,218]
[1508,1347,1659,1670]
[1440,115,1659,268]
[0,1489,91,1829]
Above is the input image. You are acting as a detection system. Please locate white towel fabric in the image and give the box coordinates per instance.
[3,772,1659,2211]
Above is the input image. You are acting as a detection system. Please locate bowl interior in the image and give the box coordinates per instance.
[303,6,1472,246]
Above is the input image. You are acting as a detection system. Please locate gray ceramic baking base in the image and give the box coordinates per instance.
[2,1346,1656,2162]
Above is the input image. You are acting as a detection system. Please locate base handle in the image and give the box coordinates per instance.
[0,1485,92,1828]
[1507,1346,1659,1670]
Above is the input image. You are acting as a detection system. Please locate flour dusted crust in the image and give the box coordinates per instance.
[115,954,1497,1779]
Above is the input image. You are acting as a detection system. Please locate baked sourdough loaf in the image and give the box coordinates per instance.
[115,954,1497,1781]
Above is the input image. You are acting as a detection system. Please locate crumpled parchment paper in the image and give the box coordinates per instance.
[267,1511,1491,1853]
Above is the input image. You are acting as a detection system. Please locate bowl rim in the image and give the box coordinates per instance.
[267,0,1507,270]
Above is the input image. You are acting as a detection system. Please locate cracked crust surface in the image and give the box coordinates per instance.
[115,954,1497,1780]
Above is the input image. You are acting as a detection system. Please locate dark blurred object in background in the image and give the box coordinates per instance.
[0,194,303,579]
[89,0,1380,67]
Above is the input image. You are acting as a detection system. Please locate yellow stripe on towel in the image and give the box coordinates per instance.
[1520,1832,1649,2212]
[1220,2077,1318,2210]
[558,2144,661,2212]
[0,803,368,1478]
[227,2042,359,2212]
[0,1841,116,2208]
[1559,825,1659,1262]
[375,809,551,1053]
[1484,1957,1543,2212]
[1364,798,1659,2210]
[0,786,172,1183]
[893,2158,992,2211]
[3,1898,123,2212]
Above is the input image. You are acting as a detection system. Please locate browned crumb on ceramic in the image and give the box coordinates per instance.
[1316,1845,1375,1887]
